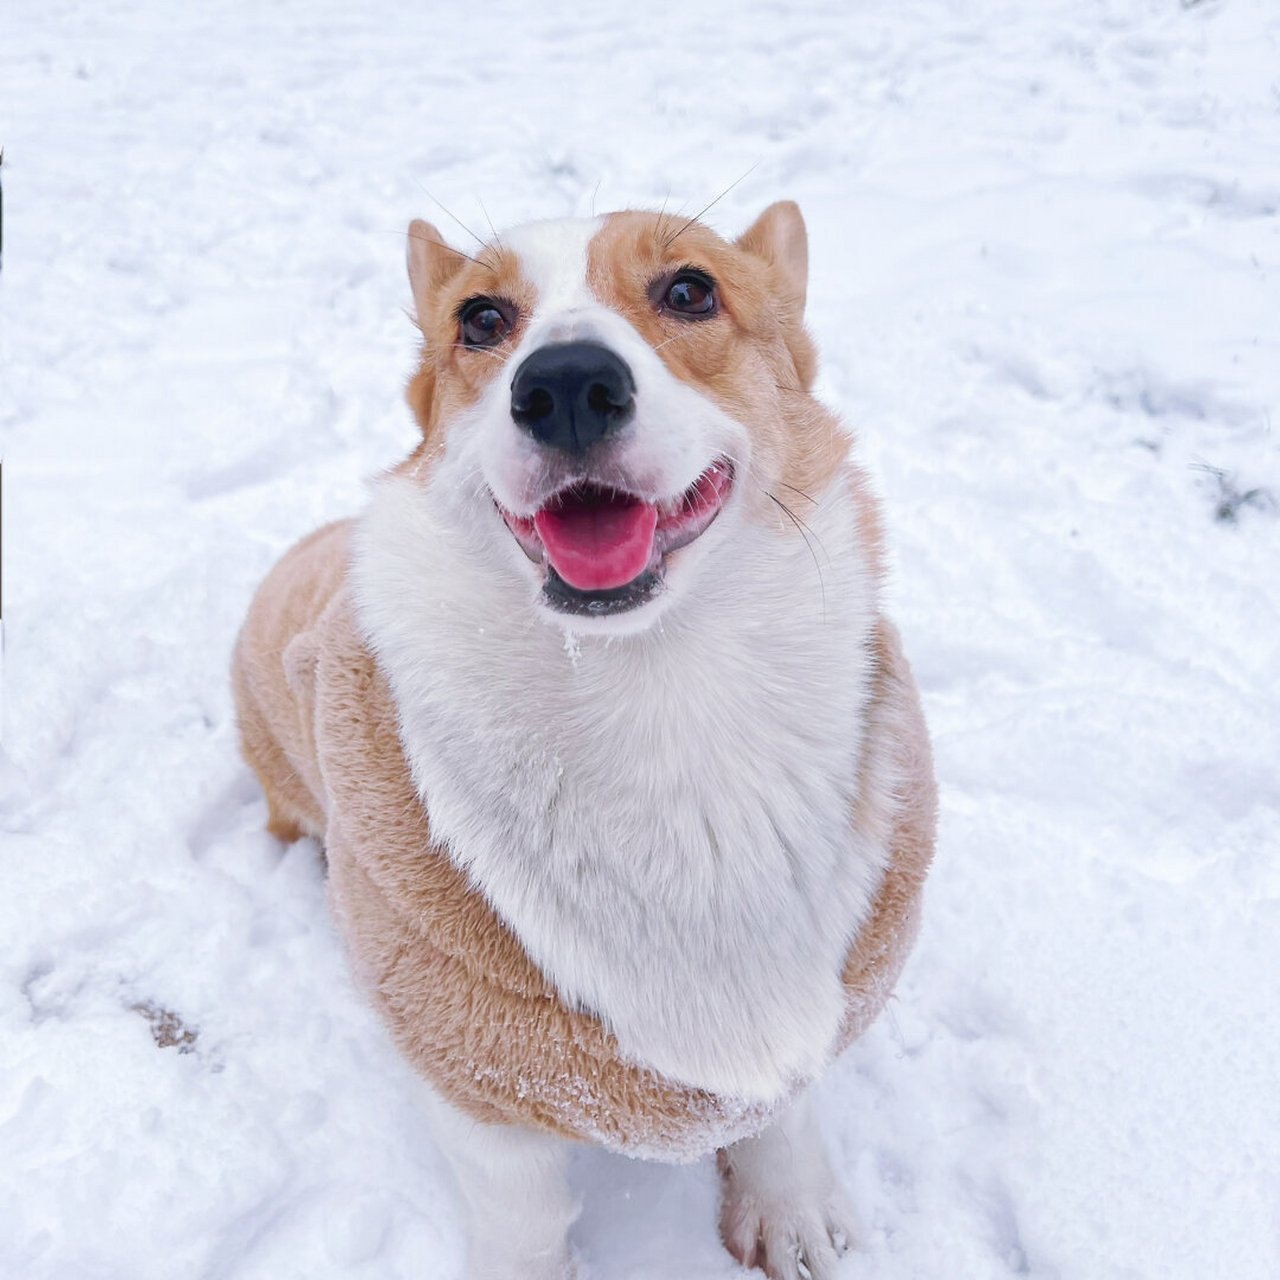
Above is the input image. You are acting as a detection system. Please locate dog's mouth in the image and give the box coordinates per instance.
[498,460,734,615]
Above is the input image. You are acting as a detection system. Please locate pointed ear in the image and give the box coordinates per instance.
[735,200,809,314]
[406,219,464,327]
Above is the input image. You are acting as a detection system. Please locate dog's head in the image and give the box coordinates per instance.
[399,203,850,632]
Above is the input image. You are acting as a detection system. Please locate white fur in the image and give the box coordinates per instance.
[718,1091,858,1280]
[423,1083,850,1280]
[353,217,887,1104]
[471,218,747,599]
[354,471,882,1102]
[422,1085,580,1280]
[501,217,600,316]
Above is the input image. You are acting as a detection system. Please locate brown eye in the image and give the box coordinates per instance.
[459,297,512,347]
[662,270,717,317]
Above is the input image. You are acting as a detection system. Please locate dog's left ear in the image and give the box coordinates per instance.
[736,200,809,314]
[406,218,464,328]
[737,201,816,387]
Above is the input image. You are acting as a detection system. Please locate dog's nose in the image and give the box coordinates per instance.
[510,341,636,454]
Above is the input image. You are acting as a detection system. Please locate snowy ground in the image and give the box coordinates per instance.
[2,1,1279,1276]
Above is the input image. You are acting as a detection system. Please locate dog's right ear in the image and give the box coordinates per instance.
[406,220,466,436]
[406,219,464,328]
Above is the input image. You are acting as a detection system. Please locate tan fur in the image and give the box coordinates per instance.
[232,519,935,1157]
[586,209,851,523]
[399,210,855,530]
[233,205,936,1156]
[401,220,532,468]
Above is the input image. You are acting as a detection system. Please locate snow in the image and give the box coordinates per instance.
[2,0,1278,1276]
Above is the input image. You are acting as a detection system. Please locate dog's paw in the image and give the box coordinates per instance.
[717,1153,857,1280]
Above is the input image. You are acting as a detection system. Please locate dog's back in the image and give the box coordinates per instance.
[232,519,351,843]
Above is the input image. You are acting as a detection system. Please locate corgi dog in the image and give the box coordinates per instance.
[233,201,936,1280]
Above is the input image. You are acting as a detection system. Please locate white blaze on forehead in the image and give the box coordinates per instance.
[502,217,603,316]
[477,211,742,515]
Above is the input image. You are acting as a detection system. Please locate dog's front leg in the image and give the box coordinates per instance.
[716,1091,858,1280]
[426,1093,580,1280]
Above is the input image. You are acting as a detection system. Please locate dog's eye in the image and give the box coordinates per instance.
[661,271,717,318]
[459,298,512,347]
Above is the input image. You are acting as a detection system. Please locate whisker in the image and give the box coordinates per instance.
[654,188,673,246]
[403,229,487,269]
[458,464,491,500]
[663,162,760,248]
[477,196,503,252]
[451,342,508,365]
[650,327,700,355]
[414,180,488,249]
[764,488,827,620]
[777,481,819,507]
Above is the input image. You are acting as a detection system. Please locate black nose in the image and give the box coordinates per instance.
[510,341,636,454]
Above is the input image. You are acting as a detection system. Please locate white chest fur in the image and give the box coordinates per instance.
[352,474,887,1104]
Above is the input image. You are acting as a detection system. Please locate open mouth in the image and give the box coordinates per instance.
[498,460,734,615]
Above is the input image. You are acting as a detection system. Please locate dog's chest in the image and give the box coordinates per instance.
[355,486,886,1103]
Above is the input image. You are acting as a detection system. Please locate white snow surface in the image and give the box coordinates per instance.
[2,1,1279,1277]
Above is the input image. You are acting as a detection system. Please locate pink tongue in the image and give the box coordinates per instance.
[534,495,658,591]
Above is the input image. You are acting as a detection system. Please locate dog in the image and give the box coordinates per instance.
[232,200,936,1280]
